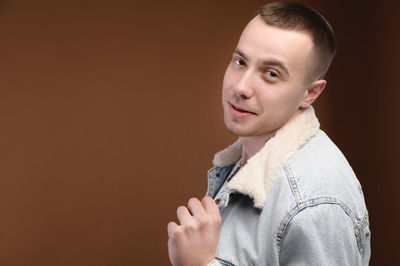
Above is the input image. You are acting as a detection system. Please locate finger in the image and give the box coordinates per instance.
[167,221,179,239]
[201,196,220,216]
[176,205,192,225]
[187,197,206,217]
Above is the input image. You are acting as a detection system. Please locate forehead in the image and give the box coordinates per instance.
[237,16,315,75]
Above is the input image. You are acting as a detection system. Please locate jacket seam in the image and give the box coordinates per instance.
[354,210,369,253]
[278,163,366,254]
[215,255,237,266]
[283,164,305,208]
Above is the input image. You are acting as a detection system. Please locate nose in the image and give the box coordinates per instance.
[233,70,254,99]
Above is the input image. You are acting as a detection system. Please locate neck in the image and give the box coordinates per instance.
[239,134,274,166]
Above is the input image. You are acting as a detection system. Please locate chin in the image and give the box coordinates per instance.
[224,120,240,136]
[224,120,253,137]
[224,117,281,138]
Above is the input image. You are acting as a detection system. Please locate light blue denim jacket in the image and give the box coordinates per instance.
[206,107,371,266]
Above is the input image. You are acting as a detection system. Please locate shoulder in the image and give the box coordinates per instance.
[266,130,366,211]
[286,129,366,211]
[262,131,370,239]
[271,130,370,256]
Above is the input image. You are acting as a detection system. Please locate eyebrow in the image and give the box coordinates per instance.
[233,48,290,77]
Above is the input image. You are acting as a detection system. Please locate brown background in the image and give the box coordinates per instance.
[0,0,399,265]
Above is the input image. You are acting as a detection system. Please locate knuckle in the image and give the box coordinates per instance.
[215,218,222,228]
[197,217,208,228]
[168,227,182,241]
[176,205,186,213]
[183,222,198,232]
[212,215,222,228]
[198,214,220,229]
[203,195,212,201]
[201,196,211,204]
[188,197,199,206]
[167,222,176,231]
[167,221,174,230]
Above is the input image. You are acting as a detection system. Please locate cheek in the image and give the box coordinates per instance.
[289,87,307,107]
[222,73,229,92]
[222,65,236,93]
[278,83,306,104]
[257,86,304,113]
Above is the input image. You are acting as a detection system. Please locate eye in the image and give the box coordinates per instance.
[265,70,279,79]
[235,59,245,66]
[233,58,246,68]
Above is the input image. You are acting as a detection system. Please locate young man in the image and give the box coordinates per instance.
[167,2,371,265]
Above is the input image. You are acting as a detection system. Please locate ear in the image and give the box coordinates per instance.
[299,79,326,108]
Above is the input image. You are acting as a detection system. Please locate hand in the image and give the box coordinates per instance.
[167,196,222,266]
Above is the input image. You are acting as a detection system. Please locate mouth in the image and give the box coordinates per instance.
[229,103,257,115]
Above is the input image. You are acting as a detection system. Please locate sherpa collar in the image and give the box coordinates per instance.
[212,107,320,209]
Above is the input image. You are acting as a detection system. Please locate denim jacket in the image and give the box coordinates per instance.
[206,107,371,266]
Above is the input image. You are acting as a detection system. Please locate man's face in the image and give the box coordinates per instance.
[222,16,317,138]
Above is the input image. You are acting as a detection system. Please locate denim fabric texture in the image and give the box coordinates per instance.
[206,129,371,266]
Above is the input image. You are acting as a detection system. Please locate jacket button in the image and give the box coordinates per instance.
[215,199,221,204]
[216,173,220,177]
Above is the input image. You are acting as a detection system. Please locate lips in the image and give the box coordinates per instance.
[228,102,257,118]
[230,103,256,115]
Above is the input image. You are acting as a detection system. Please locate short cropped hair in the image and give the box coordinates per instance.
[253,2,336,80]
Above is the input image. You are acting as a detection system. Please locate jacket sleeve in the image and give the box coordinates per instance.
[278,203,370,266]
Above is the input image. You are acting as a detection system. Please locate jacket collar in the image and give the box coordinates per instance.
[212,107,320,209]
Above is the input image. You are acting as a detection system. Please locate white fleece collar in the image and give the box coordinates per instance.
[212,107,320,209]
